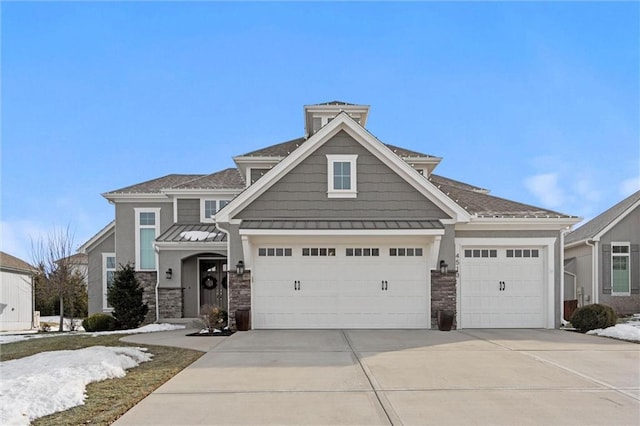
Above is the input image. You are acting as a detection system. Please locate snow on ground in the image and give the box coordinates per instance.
[587,323,640,342]
[0,346,152,425]
[0,323,186,344]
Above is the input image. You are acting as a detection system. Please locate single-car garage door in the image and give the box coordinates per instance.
[459,247,546,328]
[252,242,430,329]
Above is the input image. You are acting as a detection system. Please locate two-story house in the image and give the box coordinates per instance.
[80,101,580,329]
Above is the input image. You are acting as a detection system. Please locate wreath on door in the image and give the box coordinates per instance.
[201,275,217,289]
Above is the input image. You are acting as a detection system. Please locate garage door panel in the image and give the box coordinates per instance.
[252,242,430,329]
[460,246,545,328]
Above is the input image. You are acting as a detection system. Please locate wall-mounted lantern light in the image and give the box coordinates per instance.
[165,268,173,280]
[439,260,448,275]
[236,260,245,275]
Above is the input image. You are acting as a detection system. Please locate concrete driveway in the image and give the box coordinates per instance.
[116,329,639,425]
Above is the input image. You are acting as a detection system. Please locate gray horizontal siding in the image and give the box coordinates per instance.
[177,199,200,223]
[237,130,449,220]
[250,168,270,184]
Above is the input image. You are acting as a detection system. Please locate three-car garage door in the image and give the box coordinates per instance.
[459,246,546,328]
[252,241,430,329]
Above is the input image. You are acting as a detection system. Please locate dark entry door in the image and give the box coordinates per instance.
[199,259,228,312]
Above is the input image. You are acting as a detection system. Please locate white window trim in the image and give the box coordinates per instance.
[326,154,358,198]
[102,253,116,312]
[134,208,160,271]
[200,199,231,222]
[611,242,631,296]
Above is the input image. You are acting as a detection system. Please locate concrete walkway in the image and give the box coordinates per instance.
[116,329,639,425]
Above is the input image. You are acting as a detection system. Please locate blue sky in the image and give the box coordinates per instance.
[2,2,639,262]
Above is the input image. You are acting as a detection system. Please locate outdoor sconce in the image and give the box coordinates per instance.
[439,260,448,274]
[165,268,173,279]
[236,260,245,275]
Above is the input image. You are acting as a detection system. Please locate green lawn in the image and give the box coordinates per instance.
[1,333,203,425]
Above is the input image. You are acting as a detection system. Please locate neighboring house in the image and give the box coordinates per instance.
[57,253,88,284]
[0,251,36,331]
[81,101,580,329]
[564,190,640,315]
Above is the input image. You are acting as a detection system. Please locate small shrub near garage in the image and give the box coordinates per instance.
[570,303,617,332]
[82,313,117,332]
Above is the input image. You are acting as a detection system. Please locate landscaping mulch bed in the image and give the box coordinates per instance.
[186,330,235,337]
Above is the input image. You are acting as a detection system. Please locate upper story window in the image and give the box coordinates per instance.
[612,243,630,295]
[201,199,230,222]
[135,208,160,270]
[103,253,116,311]
[326,154,358,198]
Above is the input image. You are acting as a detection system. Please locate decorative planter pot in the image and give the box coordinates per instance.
[437,309,454,331]
[235,309,250,331]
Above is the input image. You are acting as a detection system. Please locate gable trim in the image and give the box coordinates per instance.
[78,221,115,254]
[216,113,470,223]
[593,198,640,241]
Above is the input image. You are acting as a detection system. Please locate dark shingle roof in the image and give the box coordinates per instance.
[172,168,245,190]
[157,224,227,243]
[313,100,358,106]
[565,190,640,244]
[429,175,573,218]
[104,169,245,194]
[0,251,35,273]
[385,144,438,159]
[239,137,306,157]
[105,174,205,194]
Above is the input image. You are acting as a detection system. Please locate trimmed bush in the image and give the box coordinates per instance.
[570,303,617,332]
[82,313,117,332]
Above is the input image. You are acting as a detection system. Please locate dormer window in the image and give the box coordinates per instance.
[326,155,358,198]
[201,199,229,222]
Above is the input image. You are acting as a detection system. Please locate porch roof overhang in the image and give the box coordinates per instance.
[238,219,445,236]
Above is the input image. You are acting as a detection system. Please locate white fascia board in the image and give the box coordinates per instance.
[154,242,228,251]
[593,199,640,241]
[161,189,241,196]
[238,229,445,237]
[456,217,581,231]
[78,221,115,253]
[564,239,590,249]
[232,156,284,164]
[102,193,169,202]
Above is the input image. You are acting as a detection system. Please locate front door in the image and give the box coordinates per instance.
[199,259,228,313]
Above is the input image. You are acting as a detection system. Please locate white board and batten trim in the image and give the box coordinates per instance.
[455,238,556,329]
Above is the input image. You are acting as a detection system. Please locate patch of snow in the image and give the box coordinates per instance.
[0,323,185,344]
[179,231,215,241]
[40,316,84,332]
[587,324,640,342]
[0,346,152,425]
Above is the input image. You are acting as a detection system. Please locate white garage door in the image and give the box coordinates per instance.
[252,243,430,329]
[460,247,545,328]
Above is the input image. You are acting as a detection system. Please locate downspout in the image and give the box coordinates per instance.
[560,227,571,324]
[154,247,160,323]
[585,240,597,304]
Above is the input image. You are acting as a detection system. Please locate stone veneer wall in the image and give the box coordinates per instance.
[158,288,183,319]
[228,271,251,330]
[135,271,157,325]
[431,271,457,329]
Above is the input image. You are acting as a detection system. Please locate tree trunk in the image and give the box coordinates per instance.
[59,297,64,332]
